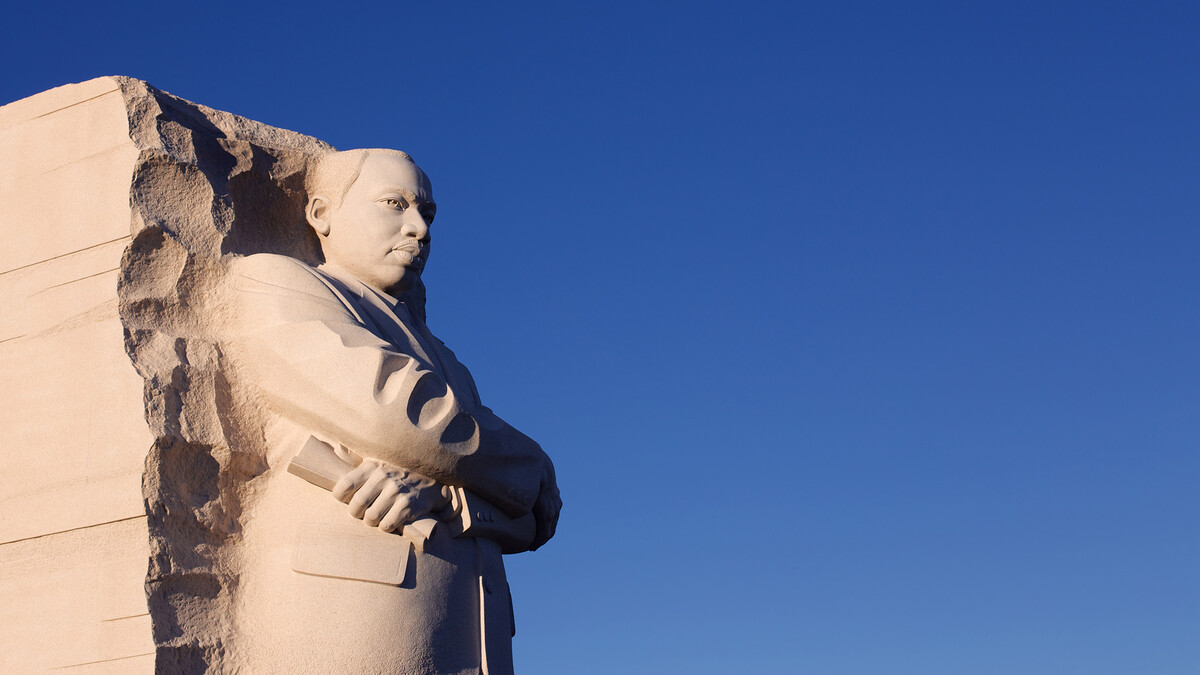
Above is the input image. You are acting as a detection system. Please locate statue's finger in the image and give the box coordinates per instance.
[347,472,388,519]
[332,463,375,502]
[363,480,402,526]
[379,496,414,533]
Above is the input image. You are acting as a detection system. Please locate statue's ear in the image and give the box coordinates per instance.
[306,195,332,236]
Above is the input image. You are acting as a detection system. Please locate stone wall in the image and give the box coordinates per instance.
[0,78,155,673]
[0,77,332,672]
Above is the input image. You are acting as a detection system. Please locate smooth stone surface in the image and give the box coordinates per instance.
[0,78,152,673]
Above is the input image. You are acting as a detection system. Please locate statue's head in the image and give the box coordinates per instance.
[305,149,436,295]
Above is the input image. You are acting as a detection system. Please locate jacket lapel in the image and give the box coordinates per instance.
[313,265,480,406]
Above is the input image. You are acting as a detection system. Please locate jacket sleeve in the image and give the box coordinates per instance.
[225,254,546,517]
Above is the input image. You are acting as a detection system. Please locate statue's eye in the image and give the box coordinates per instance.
[382,197,407,209]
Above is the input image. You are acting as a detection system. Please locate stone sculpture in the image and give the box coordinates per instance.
[0,78,559,674]
[222,149,561,674]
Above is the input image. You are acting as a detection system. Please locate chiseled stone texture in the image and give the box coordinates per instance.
[116,78,331,672]
[0,77,331,672]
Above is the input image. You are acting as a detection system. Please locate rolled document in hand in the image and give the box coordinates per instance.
[288,436,538,554]
[287,435,438,551]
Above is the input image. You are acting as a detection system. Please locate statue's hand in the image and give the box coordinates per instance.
[332,460,451,533]
[529,461,562,551]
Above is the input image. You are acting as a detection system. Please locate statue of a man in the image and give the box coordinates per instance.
[223,149,561,674]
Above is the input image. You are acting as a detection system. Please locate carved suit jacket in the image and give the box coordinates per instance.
[224,252,542,674]
[228,252,546,517]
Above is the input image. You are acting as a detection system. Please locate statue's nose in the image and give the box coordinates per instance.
[402,211,429,241]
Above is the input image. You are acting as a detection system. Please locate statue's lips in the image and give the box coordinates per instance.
[390,243,426,267]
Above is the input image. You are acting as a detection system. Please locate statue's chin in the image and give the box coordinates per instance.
[381,270,421,296]
[326,258,420,297]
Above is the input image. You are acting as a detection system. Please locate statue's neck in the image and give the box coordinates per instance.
[316,262,403,307]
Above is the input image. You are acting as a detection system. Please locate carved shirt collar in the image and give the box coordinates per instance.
[315,262,403,309]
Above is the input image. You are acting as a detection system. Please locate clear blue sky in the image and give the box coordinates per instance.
[4,2,1199,673]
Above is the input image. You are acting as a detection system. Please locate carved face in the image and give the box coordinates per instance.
[311,153,436,295]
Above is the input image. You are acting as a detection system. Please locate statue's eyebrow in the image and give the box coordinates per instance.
[376,186,435,210]
[376,185,419,202]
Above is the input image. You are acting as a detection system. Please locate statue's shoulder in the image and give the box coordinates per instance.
[227,254,334,301]
[229,252,315,278]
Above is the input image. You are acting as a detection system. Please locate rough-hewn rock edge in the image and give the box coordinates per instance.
[113,77,333,673]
